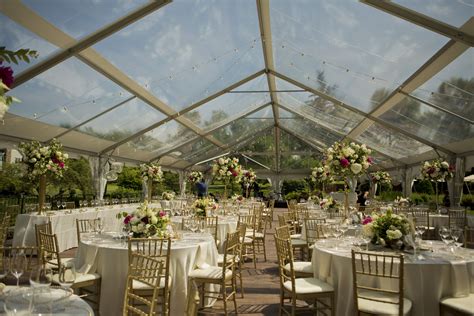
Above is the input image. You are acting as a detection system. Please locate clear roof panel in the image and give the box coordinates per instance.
[279,129,318,153]
[183,75,270,131]
[7,57,132,129]
[270,0,448,113]
[280,153,321,170]
[210,107,274,144]
[238,153,275,171]
[0,14,59,73]
[78,98,165,143]
[22,0,149,39]
[275,78,364,134]
[93,0,264,112]
[355,121,432,160]
[176,138,219,165]
[117,119,197,158]
[237,128,274,153]
[380,96,474,146]
[410,48,473,122]
[394,0,474,28]
[278,108,342,150]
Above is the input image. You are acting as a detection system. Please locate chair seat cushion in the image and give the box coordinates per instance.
[254,232,264,239]
[189,266,233,281]
[440,294,474,315]
[357,289,412,315]
[45,257,76,271]
[217,254,240,265]
[132,276,171,290]
[291,239,307,247]
[52,272,101,285]
[284,261,313,275]
[290,234,302,239]
[283,277,333,294]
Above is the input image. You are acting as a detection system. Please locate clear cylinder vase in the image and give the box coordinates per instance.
[38,174,46,215]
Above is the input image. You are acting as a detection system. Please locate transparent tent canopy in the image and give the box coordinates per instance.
[0,0,472,177]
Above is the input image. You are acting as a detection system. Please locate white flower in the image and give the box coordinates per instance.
[350,163,362,174]
[441,161,449,169]
[327,155,333,162]
[362,223,374,238]
[342,147,355,157]
[218,158,225,165]
[386,229,402,240]
[150,215,158,225]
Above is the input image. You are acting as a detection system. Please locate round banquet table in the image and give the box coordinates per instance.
[74,231,218,316]
[171,215,238,251]
[0,286,94,315]
[311,238,474,315]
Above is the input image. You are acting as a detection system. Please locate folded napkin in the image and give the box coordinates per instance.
[450,261,470,298]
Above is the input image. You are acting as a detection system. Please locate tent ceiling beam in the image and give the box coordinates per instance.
[348,18,472,140]
[257,0,280,172]
[239,153,271,170]
[277,125,324,154]
[361,0,474,47]
[276,103,406,166]
[99,70,265,155]
[271,70,455,156]
[4,0,171,88]
[146,101,272,162]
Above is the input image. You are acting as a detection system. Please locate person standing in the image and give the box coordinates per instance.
[196,179,208,198]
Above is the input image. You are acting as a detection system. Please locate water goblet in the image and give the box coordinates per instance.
[3,288,34,316]
[97,218,104,234]
[29,265,52,288]
[10,253,26,287]
[61,201,67,210]
[56,201,61,210]
[450,227,462,252]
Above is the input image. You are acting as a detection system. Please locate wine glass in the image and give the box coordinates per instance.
[61,201,67,210]
[29,266,52,288]
[3,288,34,316]
[97,218,104,234]
[10,253,26,287]
[58,263,76,289]
[439,227,453,249]
[190,220,198,233]
[339,223,349,238]
[450,227,462,252]
[56,201,61,210]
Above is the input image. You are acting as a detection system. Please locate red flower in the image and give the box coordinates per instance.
[124,215,132,224]
[367,157,373,164]
[340,158,350,167]
[0,62,14,88]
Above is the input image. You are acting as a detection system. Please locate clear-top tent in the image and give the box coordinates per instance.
[1,0,473,181]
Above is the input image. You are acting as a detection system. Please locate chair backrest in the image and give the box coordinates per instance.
[281,212,298,235]
[238,214,256,236]
[205,216,218,241]
[448,209,467,229]
[76,219,100,243]
[35,221,52,248]
[128,237,171,299]
[275,225,291,240]
[123,252,164,316]
[304,218,327,245]
[221,231,241,275]
[411,208,430,228]
[38,232,62,271]
[351,250,405,316]
[464,226,474,249]
[274,235,295,291]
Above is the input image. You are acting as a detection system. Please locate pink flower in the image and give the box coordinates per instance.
[0,63,14,88]
[340,158,350,167]
[59,162,65,168]
[159,211,166,217]
[124,215,132,224]
[367,157,373,164]
[362,217,373,225]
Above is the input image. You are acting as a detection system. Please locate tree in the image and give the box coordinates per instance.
[116,166,142,191]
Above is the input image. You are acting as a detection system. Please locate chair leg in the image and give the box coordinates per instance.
[222,282,228,316]
[252,242,257,269]
[262,238,267,262]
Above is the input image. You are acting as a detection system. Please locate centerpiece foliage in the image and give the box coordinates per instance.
[140,163,163,182]
[118,201,170,237]
[187,171,203,184]
[19,139,68,179]
[192,197,218,217]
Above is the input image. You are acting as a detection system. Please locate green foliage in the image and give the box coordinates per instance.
[0,163,32,194]
[413,180,434,195]
[282,179,307,196]
[0,47,38,64]
[116,166,142,191]
[377,190,400,202]
[461,194,473,210]
[159,171,180,194]
[50,157,93,198]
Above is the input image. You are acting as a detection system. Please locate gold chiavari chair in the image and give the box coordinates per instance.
[35,221,52,251]
[351,250,412,316]
[411,207,435,239]
[39,232,101,311]
[128,237,171,316]
[76,218,101,243]
[304,218,328,257]
[253,209,267,262]
[275,226,312,278]
[274,235,334,315]
[204,216,219,245]
[238,214,258,268]
[464,226,474,249]
[123,253,165,316]
[189,231,240,315]
[448,208,467,229]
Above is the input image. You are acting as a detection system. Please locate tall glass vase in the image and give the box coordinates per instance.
[434,181,439,213]
[147,179,153,202]
[38,175,46,215]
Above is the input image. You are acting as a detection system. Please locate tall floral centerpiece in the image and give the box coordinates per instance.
[211,157,242,199]
[362,209,415,249]
[117,201,169,237]
[188,171,203,185]
[140,163,163,202]
[311,163,332,192]
[242,169,256,198]
[369,171,392,197]
[19,139,68,214]
[323,142,373,214]
[192,197,218,217]
[1,47,38,119]
[420,159,454,210]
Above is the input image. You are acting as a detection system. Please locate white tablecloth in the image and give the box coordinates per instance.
[75,232,218,316]
[12,204,161,252]
[311,238,474,315]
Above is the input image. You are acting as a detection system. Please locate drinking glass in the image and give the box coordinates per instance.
[0,257,8,281]
[58,263,76,289]
[10,253,27,287]
[339,223,349,238]
[97,218,104,234]
[61,201,67,210]
[56,201,61,210]
[190,220,198,233]
[439,227,453,250]
[3,288,34,316]
[450,227,462,252]
[29,266,52,288]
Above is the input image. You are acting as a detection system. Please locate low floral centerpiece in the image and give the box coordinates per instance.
[319,196,339,211]
[311,164,332,183]
[370,171,391,184]
[394,196,411,206]
[187,171,203,184]
[19,139,68,214]
[140,163,163,201]
[161,191,175,201]
[362,209,415,249]
[118,201,170,237]
[192,198,218,217]
[211,157,242,198]
[231,194,244,203]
